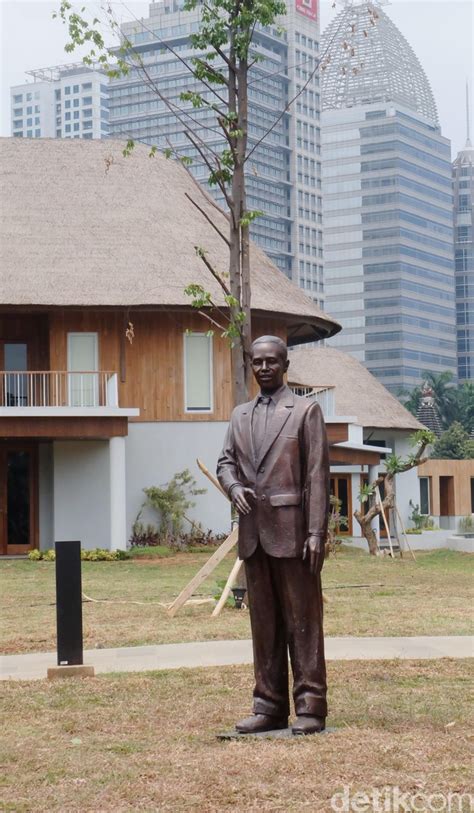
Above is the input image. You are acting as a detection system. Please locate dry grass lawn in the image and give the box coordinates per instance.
[0,660,472,812]
[1,547,473,654]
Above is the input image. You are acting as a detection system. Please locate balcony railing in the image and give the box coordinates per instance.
[289,385,335,417]
[0,371,119,408]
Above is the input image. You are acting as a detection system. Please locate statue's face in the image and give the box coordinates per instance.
[251,341,289,392]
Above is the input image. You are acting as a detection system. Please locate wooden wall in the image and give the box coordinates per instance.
[49,309,286,422]
[419,459,474,516]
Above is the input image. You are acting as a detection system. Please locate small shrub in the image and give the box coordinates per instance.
[28,548,129,562]
[458,515,474,534]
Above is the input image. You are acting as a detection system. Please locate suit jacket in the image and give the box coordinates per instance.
[216,386,329,560]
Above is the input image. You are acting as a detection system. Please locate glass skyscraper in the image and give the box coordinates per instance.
[320,0,457,394]
[108,0,324,301]
[453,111,473,382]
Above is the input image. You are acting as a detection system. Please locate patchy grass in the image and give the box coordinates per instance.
[1,547,473,655]
[0,660,471,812]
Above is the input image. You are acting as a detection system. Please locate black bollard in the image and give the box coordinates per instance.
[55,540,83,666]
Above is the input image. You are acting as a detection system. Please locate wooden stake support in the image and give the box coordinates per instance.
[212,556,244,617]
[167,526,238,617]
[394,503,416,561]
[375,486,394,558]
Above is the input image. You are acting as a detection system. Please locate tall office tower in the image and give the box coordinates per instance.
[320,0,457,394]
[11,64,110,140]
[453,90,474,382]
[109,0,323,299]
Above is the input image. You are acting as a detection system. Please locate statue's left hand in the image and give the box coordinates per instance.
[302,534,325,574]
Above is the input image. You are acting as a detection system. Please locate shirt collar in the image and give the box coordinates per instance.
[258,383,287,406]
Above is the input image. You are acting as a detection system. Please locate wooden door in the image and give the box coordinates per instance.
[329,475,352,535]
[439,476,455,517]
[0,444,38,555]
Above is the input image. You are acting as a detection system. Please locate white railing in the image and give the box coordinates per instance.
[0,371,119,408]
[290,385,336,417]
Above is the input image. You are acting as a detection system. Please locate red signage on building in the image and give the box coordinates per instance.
[296,0,318,20]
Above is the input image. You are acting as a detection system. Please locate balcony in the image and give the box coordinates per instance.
[0,370,120,409]
[289,384,336,417]
[0,371,138,438]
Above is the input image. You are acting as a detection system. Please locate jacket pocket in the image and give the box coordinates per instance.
[269,493,301,507]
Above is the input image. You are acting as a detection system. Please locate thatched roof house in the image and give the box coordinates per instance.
[289,347,423,431]
[0,137,340,345]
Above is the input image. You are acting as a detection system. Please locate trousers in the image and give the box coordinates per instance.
[245,543,327,718]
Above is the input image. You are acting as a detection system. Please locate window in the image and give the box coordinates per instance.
[67,333,99,407]
[73,123,80,131]
[73,99,79,108]
[65,100,71,109]
[26,106,32,115]
[65,86,71,94]
[26,92,32,101]
[73,111,80,119]
[419,477,431,515]
[65,124,71,133]
[35,129,40,137]
[82,82,92,90]
[13,94,22,103]
[184,333,213,412]
[65,112,71,121]
[83,121,92,129]
[55,89,61,100]
[83,96,93,105]
[82,108,93,118]
[73,84,79,93]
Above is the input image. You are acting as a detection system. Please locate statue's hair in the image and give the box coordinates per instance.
[251,335,288,361]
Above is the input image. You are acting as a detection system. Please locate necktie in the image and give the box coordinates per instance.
[252,396,271,459]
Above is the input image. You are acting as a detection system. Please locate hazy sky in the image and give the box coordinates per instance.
[1,0,472,155]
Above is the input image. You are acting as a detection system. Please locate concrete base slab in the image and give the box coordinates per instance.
[217,727,336,740]
[47,664,95,679]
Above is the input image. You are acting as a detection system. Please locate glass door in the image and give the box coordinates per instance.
[0,444,37,555]
[0,343,28,407]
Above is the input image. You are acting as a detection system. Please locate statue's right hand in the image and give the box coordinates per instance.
[230,486,256,515]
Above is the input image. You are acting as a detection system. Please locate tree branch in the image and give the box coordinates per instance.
[185,192,230,247]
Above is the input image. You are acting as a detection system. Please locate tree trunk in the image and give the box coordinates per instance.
[355,512,379,556]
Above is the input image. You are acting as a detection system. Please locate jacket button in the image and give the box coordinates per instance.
[259,467,265,473]
[261,495,266,501]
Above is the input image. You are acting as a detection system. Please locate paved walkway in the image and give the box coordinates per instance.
[1,636,472,681]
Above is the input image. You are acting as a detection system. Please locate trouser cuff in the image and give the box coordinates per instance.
[253,696,290,718]
[295,694,327,718]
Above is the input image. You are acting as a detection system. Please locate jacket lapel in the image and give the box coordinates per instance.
[239,396,258,465]
[256,387,295,467]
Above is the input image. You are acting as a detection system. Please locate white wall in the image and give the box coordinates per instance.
[125,422,231,540]
[38,442,54,550]
[53,440,111,550]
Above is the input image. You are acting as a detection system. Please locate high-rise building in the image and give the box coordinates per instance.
[453,89,474,382]
[108,0,324,299]
[320,0,457,394]
[11,64,110,140]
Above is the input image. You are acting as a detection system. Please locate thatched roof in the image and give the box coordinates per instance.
[288,346,423,431]
[0,138,340,343]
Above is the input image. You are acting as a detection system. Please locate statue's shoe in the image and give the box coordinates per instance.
[235,714,288,734]
[291,715,326,735]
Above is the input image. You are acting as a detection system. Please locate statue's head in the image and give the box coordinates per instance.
[250,336,289,392]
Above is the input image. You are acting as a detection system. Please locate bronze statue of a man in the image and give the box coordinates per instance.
[217,335,329,735]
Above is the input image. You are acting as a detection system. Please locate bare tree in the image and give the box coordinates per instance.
[56,1,357,403]
[354,429,435,555]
